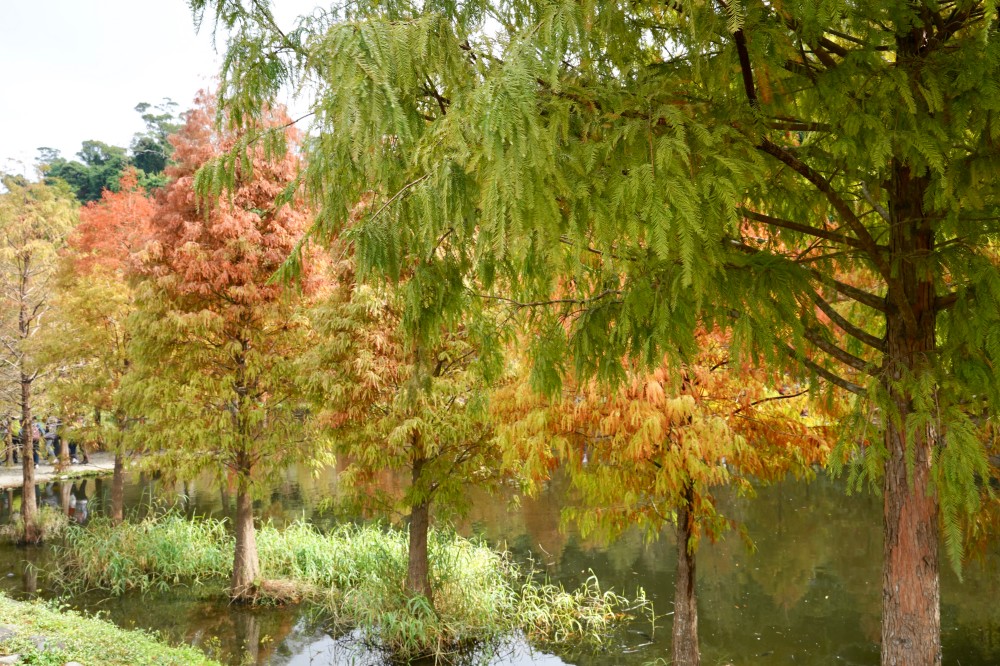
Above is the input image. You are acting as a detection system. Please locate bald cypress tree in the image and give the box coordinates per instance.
[0,176,76,543]
[191,1,1000,663]
[124,92,321,600]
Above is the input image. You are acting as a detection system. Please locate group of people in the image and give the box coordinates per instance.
[1,417,84,466]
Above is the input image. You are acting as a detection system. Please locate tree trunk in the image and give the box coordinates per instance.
[110,452,125,525]
[4,424,12,468]
[19,377,38,544]
[406,498,433,601]
[406,456,433,602]
[231,474,260,601]
[880,162,940,666]
[57,426,69,470]
[672,484,700,666]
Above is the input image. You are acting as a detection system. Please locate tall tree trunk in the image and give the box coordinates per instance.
[881,163,940,666]
[407,499,433,601]
[4,423,12,468]
[231,469,259,601]
[19,376,38,544]
[406,456,433,602]
[672,484,699,666]
[110,452,125,525]
[57,425,69,469]
[17,247,39,545]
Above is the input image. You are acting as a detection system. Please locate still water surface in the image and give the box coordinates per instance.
[0,467,996,665]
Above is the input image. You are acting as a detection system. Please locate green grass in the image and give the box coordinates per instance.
[53,514,230,595]
[0,593,220,666]
[55,514,649,662]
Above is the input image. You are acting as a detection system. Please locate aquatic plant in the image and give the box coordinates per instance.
[53,513,231,594]
[54,514,648,661]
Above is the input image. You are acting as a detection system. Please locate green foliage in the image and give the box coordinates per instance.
[54,514,646,661]
[40,141,130,203]
[38,103,182,203]
[302,274,509,523]
[122,279,317,486]
[131,99,182,178]
[193,0,1000,575]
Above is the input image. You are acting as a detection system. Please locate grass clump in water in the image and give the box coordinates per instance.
[0,505,70,544]
[53,513,231,594]
[0,592,220,665]
[56,515,648,662]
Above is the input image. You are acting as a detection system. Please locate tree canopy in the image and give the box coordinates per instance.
[38,101,182,203]
[190,1,1000,663]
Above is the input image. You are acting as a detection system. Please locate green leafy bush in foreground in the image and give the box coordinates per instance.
[0,593,220,665]
[54,515,649,661]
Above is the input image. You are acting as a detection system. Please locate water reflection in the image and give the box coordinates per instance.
[0,471,994,665]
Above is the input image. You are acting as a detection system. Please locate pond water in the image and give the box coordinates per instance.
[0,467,996,665]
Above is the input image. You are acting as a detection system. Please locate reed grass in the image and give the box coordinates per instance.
[53,514,230,594]
[54,514,649,662]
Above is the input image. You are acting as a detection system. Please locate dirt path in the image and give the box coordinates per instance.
[0,452,115,489]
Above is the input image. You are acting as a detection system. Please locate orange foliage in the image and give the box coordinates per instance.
[70,167,156,275]
[140,90,318,306]
[496,325,836,545]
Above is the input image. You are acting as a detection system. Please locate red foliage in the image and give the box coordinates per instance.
[142,90,313,307]
[70,168,156,275]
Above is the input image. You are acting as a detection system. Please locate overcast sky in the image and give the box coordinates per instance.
[0,0,313,176]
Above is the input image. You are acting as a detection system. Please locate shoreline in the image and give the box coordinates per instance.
[0,452,115,489]
[0,592,219,665]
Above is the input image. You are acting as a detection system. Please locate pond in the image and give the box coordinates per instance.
[0,466,996,665]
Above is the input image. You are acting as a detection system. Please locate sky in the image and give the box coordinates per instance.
[0,0,312,176]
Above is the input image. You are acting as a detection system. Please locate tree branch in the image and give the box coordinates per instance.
[806,287,886,351]
[756,138,886,270]
[472,289,621,310]
[809,269,887,312]
[778,341,866,396]
[717,0,758,106]
[740,208,865,249]
[803,327,874,375]
[731,389,809,416]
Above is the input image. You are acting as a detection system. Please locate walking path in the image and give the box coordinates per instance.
[0,452,115,489]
